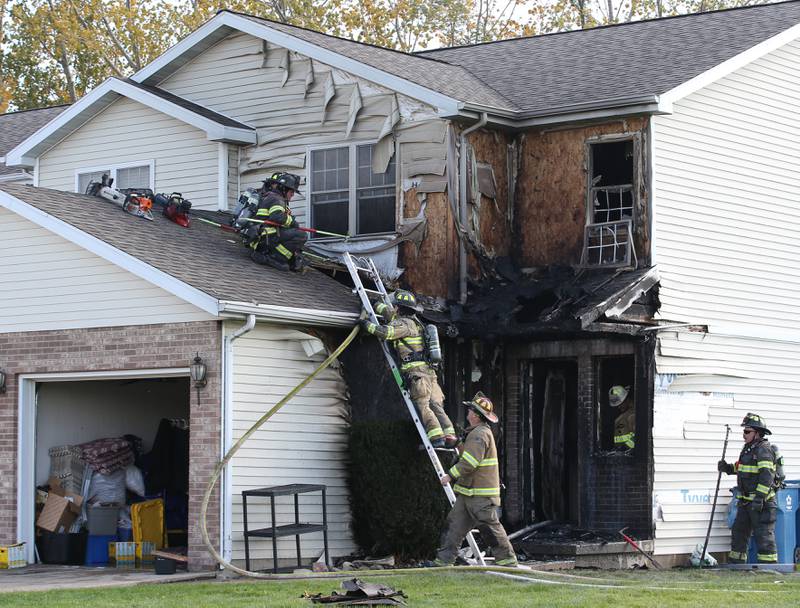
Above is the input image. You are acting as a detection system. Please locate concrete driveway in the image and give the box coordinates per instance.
[0,564,215,593]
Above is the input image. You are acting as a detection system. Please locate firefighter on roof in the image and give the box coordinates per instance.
[718,413,785,564]
[361,290,456,448]
[248,172,307,272]
[434,392,517,567]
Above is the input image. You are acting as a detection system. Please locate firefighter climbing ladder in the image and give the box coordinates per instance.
[343,251,486,566]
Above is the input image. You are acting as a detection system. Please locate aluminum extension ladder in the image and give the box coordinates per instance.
[343,251,485,566]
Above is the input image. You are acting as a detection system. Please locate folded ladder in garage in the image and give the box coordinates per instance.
[343,252,485,566]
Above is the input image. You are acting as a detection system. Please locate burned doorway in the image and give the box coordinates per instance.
[596,355,636,452]
[519,359,578,526]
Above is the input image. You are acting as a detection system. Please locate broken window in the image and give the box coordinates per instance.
[309,143,396,237]
[596,355,635,452]
[582,137,638,267]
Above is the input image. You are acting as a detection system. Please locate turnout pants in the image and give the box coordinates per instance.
[436,496,516,566]
[405,367,454,440]
[729,499,778,563]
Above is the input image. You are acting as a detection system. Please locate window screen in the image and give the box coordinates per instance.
[115,165,151,190]
[356,144,396,234]
[310,147,349,236]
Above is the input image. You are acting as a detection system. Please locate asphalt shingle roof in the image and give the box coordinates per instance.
[417,1,800,117]
[0,183,360,316]
[0,106,69,176]
[123,79,255,129]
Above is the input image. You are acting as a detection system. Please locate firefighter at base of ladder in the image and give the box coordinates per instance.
[248,172,308,272]
[434,392,518,567]
[718,413,785,564]
[609,385,635,450]
[361,290,457,448]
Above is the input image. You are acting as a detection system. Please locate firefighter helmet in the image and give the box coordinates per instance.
[390,290,422,312]
[741,412,771,435]
[268,172,302,194]
[608,385,630,407]
[463,391,498,423]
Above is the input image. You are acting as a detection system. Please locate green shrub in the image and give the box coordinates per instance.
[347,420,451,560]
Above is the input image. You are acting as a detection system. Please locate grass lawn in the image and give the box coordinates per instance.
[3,568,800,607]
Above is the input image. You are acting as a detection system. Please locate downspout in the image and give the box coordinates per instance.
[459,112,488,304]
[220,314,256,563]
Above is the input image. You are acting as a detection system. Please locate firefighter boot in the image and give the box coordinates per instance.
[290,253,307,272]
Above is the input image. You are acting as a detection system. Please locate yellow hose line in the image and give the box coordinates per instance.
[200,323,361,578]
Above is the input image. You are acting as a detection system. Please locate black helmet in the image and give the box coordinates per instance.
[390,290,422,312]
[741,412,771,435]
[268,172,302,194]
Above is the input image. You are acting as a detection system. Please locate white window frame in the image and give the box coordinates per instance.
[74,159,155,193]
[306,140,398,239]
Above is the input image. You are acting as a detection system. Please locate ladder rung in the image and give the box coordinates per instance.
[354,266,373,274]
[362,288,383,296]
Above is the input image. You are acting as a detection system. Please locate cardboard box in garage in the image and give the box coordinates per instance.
[36,478,84,533]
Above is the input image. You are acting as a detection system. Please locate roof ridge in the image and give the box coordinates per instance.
[416,0,800,54]
[221,9,457,66]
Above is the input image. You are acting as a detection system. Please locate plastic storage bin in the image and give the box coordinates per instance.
[728,485,798,563]
[132,498,165,549]
[85,534,116,565]
[37,530,88,565]
[87,506,119,536]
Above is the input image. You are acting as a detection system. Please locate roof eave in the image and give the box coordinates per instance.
[219,300,359,328]
[0,188,221,316]
[5,77,256,166]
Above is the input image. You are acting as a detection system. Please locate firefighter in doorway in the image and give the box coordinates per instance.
[718,413,784,564]
[248,172,307,272]
[434,392,517,567]
[609,385,635,450]
[361,290,456,448]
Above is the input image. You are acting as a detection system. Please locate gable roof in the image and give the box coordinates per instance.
[5,78,256,167]
[0,183,360,326]
[418,1,800,120]
[0,106,69,177]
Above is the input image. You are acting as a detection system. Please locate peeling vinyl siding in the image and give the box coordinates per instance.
[0,207,215,331]
[37,97,220,210]
[158,31,450,238]
[650,38,800,556]
[228,323,354,566]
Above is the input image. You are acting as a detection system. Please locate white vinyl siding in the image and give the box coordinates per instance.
[651,38,800,555]
[0,207,215,332]
[38,97,220,210]
[228,323,354,566]
[159,32,427,227]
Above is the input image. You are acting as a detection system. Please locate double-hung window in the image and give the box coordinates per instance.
[309,143,396,237]
[75,161,154,194]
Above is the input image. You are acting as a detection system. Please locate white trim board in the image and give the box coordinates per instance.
[0,189,221,316]
[132,11,463,116]
[17,368,191,564]
[5,77,256,167]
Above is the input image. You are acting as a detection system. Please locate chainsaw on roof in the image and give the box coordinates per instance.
[85,174,154,221]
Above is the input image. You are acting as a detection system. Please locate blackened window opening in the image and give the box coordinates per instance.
[590,140,634,224]
[596,355,635,452]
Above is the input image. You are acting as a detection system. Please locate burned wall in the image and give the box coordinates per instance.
[503,337,653,537]
[515,117,651,268]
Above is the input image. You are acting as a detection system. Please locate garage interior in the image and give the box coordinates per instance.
[33,377,190,565]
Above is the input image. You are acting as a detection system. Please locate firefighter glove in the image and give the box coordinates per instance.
[717,460,728,473]
[750,497,764,512]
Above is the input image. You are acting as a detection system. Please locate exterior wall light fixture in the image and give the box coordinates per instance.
[190,353,207,389]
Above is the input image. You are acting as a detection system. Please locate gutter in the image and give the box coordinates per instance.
[458,112,488,304]
[220,313,256,563]
[219,301,359,327]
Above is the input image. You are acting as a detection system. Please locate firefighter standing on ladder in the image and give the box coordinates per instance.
[361,290,457,448]
[718,413,785,564]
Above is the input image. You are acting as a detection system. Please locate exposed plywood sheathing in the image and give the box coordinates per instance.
[515,118,649,268]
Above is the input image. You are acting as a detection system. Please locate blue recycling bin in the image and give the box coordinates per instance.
[728,485,798,563]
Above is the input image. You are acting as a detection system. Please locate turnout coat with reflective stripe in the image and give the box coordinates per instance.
[255,191,295,233]
[364,313,428,372]
[729,438,777,501]
[449,423,500,499]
